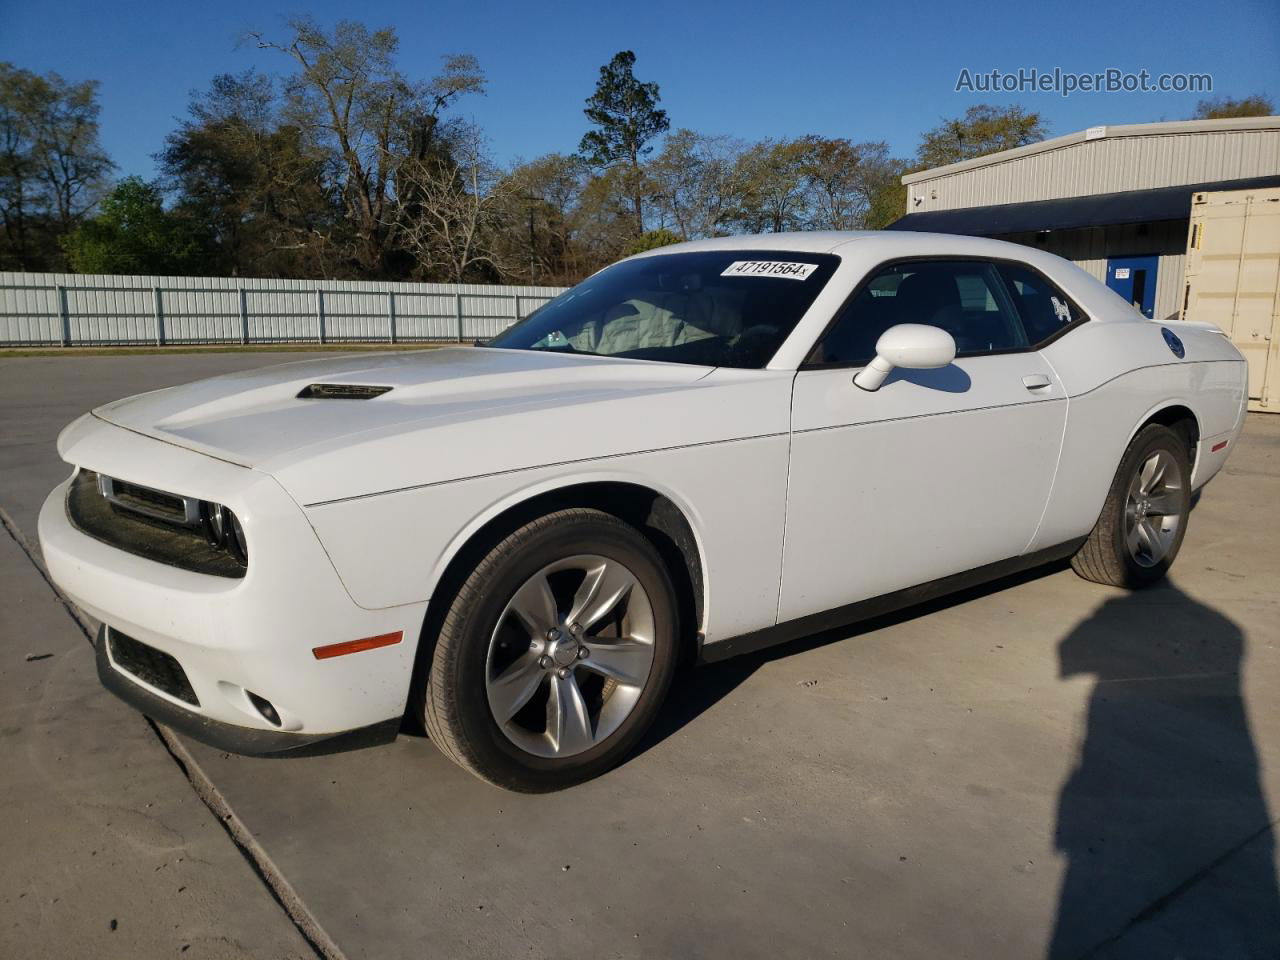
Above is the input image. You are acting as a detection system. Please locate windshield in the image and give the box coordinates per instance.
[488,250,841,368]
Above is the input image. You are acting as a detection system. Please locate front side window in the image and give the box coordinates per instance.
[997,263,1084,343]
[488,251,840,369]
[810,259,1030,366]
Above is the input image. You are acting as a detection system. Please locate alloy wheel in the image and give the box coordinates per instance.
[1123,449,1184,568]
[485,554,656,758]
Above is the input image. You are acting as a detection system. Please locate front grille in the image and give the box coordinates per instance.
[107,629,199,706]
[67,471,246,578]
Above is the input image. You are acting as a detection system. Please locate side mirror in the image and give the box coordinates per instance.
[853,323,957,391]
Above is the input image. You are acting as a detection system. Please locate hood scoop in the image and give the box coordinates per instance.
[297,383,393,400]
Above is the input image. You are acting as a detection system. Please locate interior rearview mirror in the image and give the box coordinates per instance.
[853,324,957,391]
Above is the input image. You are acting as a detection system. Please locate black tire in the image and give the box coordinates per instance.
[417,508,679,792]
[1071,423,1192,589]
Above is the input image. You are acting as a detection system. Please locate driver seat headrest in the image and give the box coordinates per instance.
[894,271,961,325]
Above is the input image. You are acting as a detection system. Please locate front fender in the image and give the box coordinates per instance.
[302,434,791,644]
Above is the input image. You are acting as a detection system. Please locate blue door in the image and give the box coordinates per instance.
[1106,256,1159,319]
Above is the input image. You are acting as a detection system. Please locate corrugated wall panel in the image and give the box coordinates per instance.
[908,129,1280,212]
[0,273,566,346]
[0,282,59,344]
[321,288,392,342]
[392,291,462,341]
[1155,252,1187,321]
[162,286,241,343]
[68,281,154,344]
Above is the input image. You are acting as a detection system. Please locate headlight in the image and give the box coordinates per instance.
[200,501,248,566]
[227,511,248,564]
[87,471,249,574]
[206,502,226,542]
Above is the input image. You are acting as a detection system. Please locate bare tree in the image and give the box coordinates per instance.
[249,18,483,275]
[159,70,343,278]
[799,137,896,230]
[0,63,112,268]
[490,153,592,284]
[648,129,747,240]
[31,74,114,229]
[391,122,506,282]
[732,138,809,233]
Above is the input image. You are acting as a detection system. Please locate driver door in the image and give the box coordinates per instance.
[777,258,1067,623]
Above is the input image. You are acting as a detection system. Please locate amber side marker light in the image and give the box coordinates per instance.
[313,631,404,660]
[1211,440,1229,452]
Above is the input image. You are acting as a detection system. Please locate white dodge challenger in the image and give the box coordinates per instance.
[39,232,1247,791]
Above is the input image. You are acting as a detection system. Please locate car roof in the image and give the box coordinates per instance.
[632,231,1132,323]
[633,231,880,257]
[632,230,1090,267]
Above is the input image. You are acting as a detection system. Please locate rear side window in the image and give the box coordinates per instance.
[997,263,1084,344]
[810,260,1029,366]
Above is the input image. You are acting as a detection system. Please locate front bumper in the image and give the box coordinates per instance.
[95,625,399,755]
[39,415,429,747]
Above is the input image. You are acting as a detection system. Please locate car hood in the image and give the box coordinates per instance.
[92,347,787,505]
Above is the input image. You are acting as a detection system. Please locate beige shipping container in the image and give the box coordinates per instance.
[1182,187,1280,412]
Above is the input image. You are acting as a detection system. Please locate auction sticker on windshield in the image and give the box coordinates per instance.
[721,261,819,280]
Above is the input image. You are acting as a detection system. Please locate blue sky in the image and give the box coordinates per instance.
[2,0,1277,180]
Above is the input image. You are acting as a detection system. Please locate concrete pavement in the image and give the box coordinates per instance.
[1,351,1277,959]
[1,353,331,960]
[0,513,316,959]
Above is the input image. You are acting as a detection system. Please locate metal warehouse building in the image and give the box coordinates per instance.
[888,116,1280,323]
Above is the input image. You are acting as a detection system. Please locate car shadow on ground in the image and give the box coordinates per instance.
[358,520,1277,956]
[1047,581,1279,958]
[646,570,1279,958]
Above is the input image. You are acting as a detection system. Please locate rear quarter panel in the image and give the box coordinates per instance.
[1029,320,1247,551]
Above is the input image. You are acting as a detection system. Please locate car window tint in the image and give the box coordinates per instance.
[998,263,1083,344]
[813,260,1029,366]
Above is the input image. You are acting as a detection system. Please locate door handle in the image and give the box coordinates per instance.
[1022,374,1053,392]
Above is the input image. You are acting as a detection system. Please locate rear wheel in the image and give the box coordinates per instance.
[1071,423,1192,589]
[418,508,678,791]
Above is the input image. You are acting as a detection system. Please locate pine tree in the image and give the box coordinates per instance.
[578,51,669,234]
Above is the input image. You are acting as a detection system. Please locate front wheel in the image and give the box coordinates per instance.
[1071,423,1192,589]
[418,508,679,791]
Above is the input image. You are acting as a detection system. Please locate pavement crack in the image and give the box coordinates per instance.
[1,503,344,960]
[146,722,345,960]
[1076,817,1280,959]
